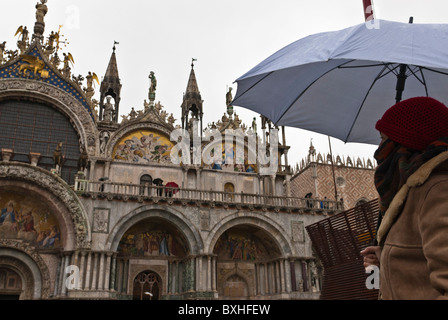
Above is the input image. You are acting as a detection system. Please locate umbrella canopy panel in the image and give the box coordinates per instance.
[233,20,448,145]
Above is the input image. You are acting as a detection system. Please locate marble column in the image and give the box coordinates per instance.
[280,259,286,293]
[122,259,129,294]
[91,253,98,290]
[276,261,281,293]
[89,159,96,181]
[301,260,308,292]
[207,256,212,291]
[98,253,105,290]
[211,256,216,291]
[110,253,117,291]
[79,251,86,290]
[290,259,297,291]
[264,263,269,295]
[175,261,180,294]
[104,160,111,179]
[284,259,292,293]
[54,254,64,297]
[61,253,71,296]
[254,263,259,296]
[104,252,112,291]
[84,252,92,290]
[196,168,202,190]
[198,255,203,291]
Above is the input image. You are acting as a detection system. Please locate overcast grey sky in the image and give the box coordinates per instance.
[2,0,448,167]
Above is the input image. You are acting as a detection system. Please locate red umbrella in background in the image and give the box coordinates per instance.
[165,182,179,196]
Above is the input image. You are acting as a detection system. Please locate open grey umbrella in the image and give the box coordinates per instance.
[233,19,448,146]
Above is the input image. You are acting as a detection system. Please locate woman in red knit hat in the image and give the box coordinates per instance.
[361,96,448,300]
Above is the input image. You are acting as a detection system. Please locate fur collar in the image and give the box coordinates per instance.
[377,150,448,245]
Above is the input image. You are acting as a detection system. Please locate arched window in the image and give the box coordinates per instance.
[224,183,235,201]
[139,174,152,195]
[133,271,161,300]
[0,100,81,184]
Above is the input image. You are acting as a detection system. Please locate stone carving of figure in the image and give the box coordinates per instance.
[167,113,175,126]
[149,71,157,100]
[16,26,29,54]
[61,53,72,78]
[86,72,94,90]
[233,114,241,128]
[103,96,114,122]
[78,146,89,172]
[53,141,64,172]
[100,131,110,155]
[47,31,56,49]
[226,87,233,107]
[221,113,229,126]
[35,0,48,24]
[252,117,257,134]
[160,110,167,122]
[0,41,6,64]
[51,52,61,69]
[129,107,137,120]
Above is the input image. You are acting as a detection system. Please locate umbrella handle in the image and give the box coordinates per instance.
[394,18,413,104]
[395,64,407,103]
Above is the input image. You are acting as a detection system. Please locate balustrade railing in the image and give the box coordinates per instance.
[74,179,342,211]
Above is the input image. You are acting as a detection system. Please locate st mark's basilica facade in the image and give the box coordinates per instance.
[0,1,377,300]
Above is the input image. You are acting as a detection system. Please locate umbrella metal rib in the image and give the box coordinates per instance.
[273,59,355,128]
[345,64,389,143]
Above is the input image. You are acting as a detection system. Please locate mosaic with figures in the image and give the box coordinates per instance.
[112,130,174,164]
[0,191,61,249]
[118,228,188,257]
[214,229,270,261]
[204,142,257,173]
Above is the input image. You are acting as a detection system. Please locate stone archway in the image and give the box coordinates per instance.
[208,214,294,299]
[213,224,282,299]
[0,79,99,157]
[107,205,202,254]
[108,206,202,298]
[207,214,293,258]
[0,243,51,300]
[0,162,91,250]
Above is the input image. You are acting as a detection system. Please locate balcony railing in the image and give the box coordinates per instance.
[74,179,343,213]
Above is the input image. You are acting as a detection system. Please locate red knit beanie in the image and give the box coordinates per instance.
[376,97,448,151]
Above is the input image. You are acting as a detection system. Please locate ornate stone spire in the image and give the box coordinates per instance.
[99,42,122,123]
[181,59,203,134]
[32,0,48,42]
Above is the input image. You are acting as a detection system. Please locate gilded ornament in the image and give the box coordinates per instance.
[18,55,49,79]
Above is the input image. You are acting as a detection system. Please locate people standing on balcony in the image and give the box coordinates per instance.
[305,192,313,208]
